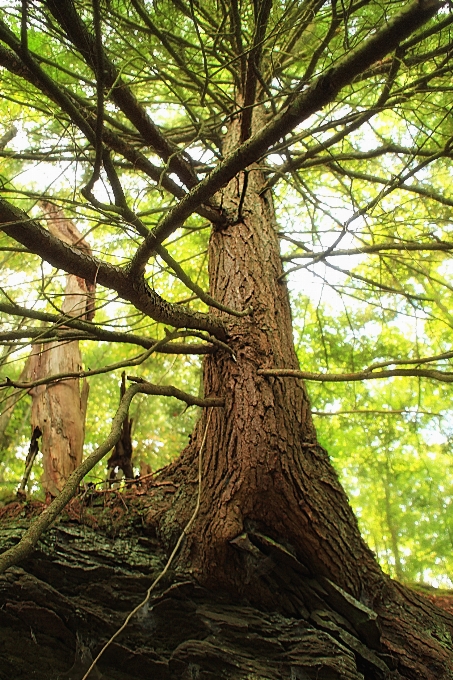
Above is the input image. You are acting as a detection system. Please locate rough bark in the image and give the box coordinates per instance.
[27,204,93,496]
[159,112,382,592]
[152,113,453,678]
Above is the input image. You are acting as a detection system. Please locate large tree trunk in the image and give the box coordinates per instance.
[154,113,453,678]
[160,112,382,591]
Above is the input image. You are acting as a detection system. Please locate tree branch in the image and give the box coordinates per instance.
[312,409,441,417]
[129,0,227,113]
[0,124,17,150]
[0,45,225,227]
[258,367,453,383]
[126,376,224,407]
[129,0,443,273]
[0,332,209,390]
[328,164,453,208]
[0,322,214,354]
[281,238,453,261]
[0,19,96,145]
[321,260,433,303]
[0,382,223,574]
[240,0,273,141]
[273,143,449,179]
[0,197,227,338]
[46,0,199,190]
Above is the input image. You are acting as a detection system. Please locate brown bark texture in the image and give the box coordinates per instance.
[27,203,94,496]
[159,113,381,590]
[152,114,453,678]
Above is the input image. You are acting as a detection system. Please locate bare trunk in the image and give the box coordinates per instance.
[27,204,94,496]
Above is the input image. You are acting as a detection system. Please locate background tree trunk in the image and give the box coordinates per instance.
[27,204,94,496]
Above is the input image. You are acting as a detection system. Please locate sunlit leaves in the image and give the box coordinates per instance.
[293,294,453,585]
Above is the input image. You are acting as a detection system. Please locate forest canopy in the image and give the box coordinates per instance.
[0,0,452,590]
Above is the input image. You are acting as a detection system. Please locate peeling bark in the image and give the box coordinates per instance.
[27,204,94,496]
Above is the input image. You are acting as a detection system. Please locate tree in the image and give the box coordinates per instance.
[0,0,452,678]
[26,201,93,497]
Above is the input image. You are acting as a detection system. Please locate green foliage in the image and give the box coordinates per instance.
[292,295,453,585]
[81,347,202,484]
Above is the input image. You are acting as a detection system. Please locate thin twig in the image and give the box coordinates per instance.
[312,409,441,417]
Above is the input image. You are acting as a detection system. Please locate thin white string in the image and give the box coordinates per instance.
[81,408,213,680]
